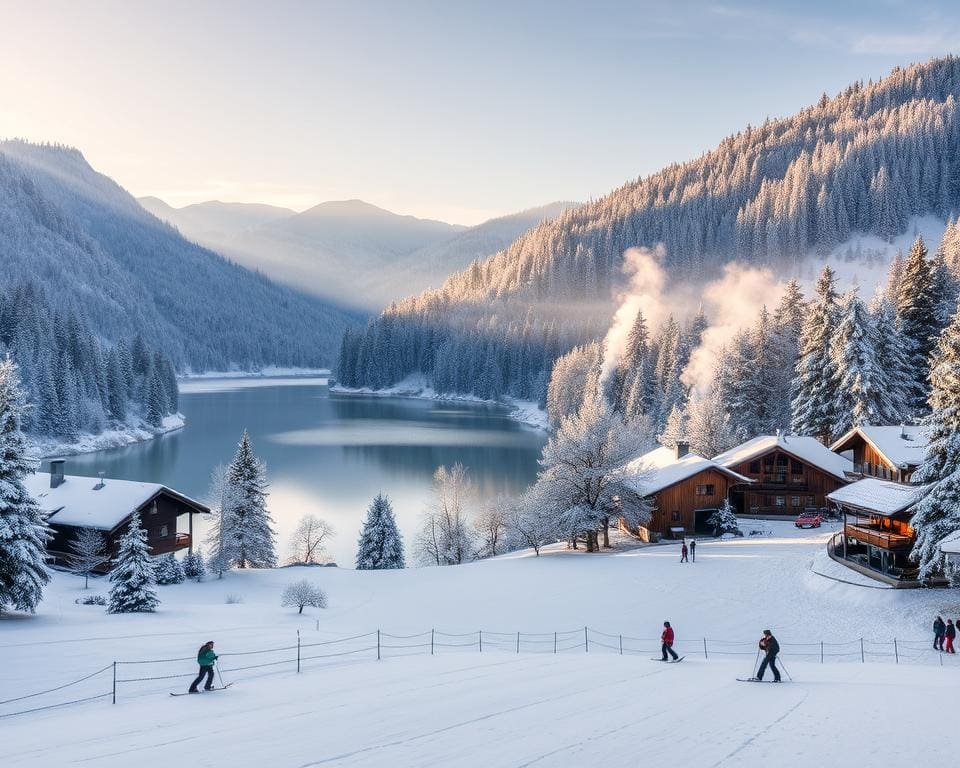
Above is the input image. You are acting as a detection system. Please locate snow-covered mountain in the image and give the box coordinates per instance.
[0,140,359,372]
[339,56,960,400]
[140,197,575,309]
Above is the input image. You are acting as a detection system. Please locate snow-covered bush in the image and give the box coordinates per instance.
[224,594,243,604]
[154,553,185,585]
[182,549,206,581]
[75,594,107,606]
[281,580,327,614]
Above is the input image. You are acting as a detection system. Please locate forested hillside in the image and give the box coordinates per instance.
[0,141,359,373]
[340,57,960,404]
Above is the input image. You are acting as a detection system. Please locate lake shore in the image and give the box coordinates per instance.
[30,413,186,459]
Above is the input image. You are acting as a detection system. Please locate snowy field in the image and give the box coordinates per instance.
[3,521,959,766]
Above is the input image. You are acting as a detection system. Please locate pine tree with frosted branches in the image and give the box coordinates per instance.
[896,235,938,415]
[659,403,687,448]
[227,431,276,568]
[356,494,405,569]
[791,266,840,442]
[870,296,911,422]
[910,308,960,580]
[0,359,51,615]
[830,291,892,435]
[154,553,185,585]
[107,510,158,613]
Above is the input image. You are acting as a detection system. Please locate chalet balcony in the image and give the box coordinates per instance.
[151,532,192,556]
[752,474,807,488]
[844,523,912,551]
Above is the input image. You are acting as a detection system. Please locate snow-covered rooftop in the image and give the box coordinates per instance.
[826,477,928,516]
[623,446,752,497]
[831,425,929,469]
[940,531,960,556]
[24,472,206,531]
[712,434,853,481]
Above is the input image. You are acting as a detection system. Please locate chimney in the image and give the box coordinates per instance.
[900,423,907,439]
[50,460,65,489]
[675,441,690,460]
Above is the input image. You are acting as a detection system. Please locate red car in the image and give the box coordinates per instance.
[795,512,822,529]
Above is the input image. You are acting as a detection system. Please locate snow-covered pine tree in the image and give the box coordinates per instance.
[356,494,405,569]
[686,384,737,459]
[708,499,741,537]
[830,291,892,435]
[909,308,960,580]
[870,296,911,422]
[107,510,159,613]
[771,280,807,430]
[791,266,840,443]
[0,359,51,614]
[182,548,206,581]
[154,552,185,585]
[66,527,109,589]
[226,431,276,568]
[896,235,938,415]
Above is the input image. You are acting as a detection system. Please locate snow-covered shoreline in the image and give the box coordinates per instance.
[178,366,331,380]
[331,377,549,430]
[29,413,186,459]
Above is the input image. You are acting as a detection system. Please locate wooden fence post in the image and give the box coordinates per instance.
[619,634,623,655]
[431,629,434,656]
[554,632,557,654]
[112,661,117,705]
[894,638,899,664]
[479,630,483,653]
[584,627,588,653]
[860,637,864,663]
[377,629,381,661]
[703,638,708,659]
[820,641,824,664]
[516,632,520,654]
[297,630,301,673]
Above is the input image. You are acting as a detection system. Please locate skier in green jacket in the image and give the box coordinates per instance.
[188,641,218,693]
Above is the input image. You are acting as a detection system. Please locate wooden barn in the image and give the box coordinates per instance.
[830,424,927,483]
[622,442,752,541]
[25,461,210,570]
[712,433,851,516]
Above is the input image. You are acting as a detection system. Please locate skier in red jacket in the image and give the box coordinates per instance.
[661,621,679,661]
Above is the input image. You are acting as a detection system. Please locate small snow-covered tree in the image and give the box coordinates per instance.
[414,464,476,566]
[281,580,327,614]
[154,553,185,585]
[504,487,557,556]
[182,548,206,582]
[107,510,159,613]
[686,386,737,459]
[708,500,741,537]
[205,463,238,578]
[0,359,52,614]
[66,527,109,589]
[288,514,335,565]
[473,496,508,558]
[226,431,276,568]
[356,494,405,570]
[910,308,960,579]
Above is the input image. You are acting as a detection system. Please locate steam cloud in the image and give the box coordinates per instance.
[681,264,787,396]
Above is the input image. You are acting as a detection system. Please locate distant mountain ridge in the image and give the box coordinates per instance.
[0,140,359,372]
[338,56,960,403]
[140,196,576,308]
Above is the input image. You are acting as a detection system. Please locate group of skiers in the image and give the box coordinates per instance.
[680,539,696,562]
[933,616,958,653]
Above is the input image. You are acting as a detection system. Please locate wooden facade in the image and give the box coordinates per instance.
[640,469,741,541]
[831,430,920,483]
[724,448,845,516]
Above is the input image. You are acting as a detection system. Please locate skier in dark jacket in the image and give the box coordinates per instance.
[690,540,696,562]
[680,541,689,562]
[189,641,218,693]
[661,621,679,661]
[934,616,946,650]
[756,629,781,682]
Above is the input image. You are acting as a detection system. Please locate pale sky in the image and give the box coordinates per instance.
[1,0,958,224]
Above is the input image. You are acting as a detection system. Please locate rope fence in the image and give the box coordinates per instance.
[3,626,958,720]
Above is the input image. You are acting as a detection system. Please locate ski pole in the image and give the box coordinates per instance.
[216,661,226,689]
[751,648,761,677]
[777,657,793,682]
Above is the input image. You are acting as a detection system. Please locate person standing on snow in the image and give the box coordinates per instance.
[661,621,679,661]
[756,629,781,682]
[934,616,946,650]
[945,620,956,654]
[690,540,696,562]
[680,541,689,562]
[189,641,219,693]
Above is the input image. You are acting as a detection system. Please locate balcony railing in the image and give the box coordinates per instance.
[845,523,912,551]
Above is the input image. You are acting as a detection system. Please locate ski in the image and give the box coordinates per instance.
[170,684,233,696]
[650,656,685,663]
[735,678,786,683]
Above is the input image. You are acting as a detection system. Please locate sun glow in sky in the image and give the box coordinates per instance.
[1,0,957,224]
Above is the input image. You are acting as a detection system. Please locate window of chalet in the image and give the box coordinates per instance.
[671,511,682,521]
[160,525,168,537]
[775,496,785,507]
[791,496,801,507]
[695,484,716,496]
[776,455,788,467]
[791,460,803,474]
[749,460,761,473]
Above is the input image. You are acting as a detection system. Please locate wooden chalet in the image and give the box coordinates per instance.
[26,460,210,570]
[830,424,927,483]
[826,478,935,587]
[622,442,752,542]
[712,433,851,516]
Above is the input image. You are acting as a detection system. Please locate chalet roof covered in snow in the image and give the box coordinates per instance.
[830,425,929,469]
[940,531,960,556]
[712,434,853,481]
[623,446,752,497]
[24,472,208,531]
[826,478,928,516]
